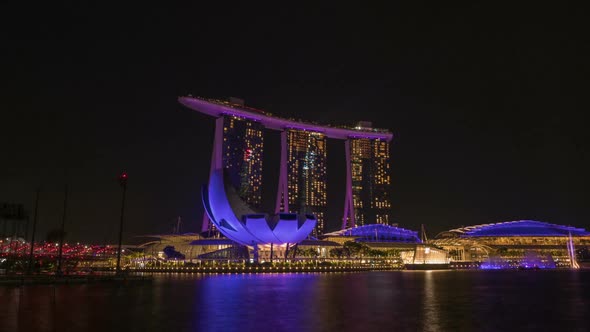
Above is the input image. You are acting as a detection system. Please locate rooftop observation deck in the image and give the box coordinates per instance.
[178,96,393,141]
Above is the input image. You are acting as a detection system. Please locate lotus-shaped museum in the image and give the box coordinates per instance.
[202,169,317,246]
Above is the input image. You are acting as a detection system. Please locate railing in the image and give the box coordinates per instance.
[128,264,401,273]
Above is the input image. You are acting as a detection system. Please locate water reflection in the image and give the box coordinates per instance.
[421,271,440,332]
[0,287,19,331]
[0,271,589,331]
[196,273,321,331]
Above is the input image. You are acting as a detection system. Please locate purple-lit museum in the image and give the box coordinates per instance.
[201,168,316,246]
[179,96,394,235]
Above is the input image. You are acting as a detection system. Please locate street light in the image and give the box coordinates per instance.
[115,172,128,275]
[56,184,68,276]
[27,187,40,275]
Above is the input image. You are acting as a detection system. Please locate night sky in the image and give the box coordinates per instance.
[2,3,588,243]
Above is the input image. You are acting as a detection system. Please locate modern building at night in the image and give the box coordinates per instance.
[284,129,327,235]
[179,96,394,235]
[431,220,590,268]
[201,167,316,252]
[322,224,448,267]
[221,115,264,208]
[198,99,265,232]
[322,224,420,244]
[347,130,392,226]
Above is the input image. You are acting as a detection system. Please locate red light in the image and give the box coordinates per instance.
[119,172,128,187]
[244,149,253,161]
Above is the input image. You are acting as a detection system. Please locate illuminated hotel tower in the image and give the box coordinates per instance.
[178,96,393,234]
[222,116,264,207]
[276,130,327,235]
[343,122,392,228]
[202,114,264,232]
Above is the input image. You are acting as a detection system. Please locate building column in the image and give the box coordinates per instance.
[342,139,355,229]
[201,116,224,233]
[275,130,289,214]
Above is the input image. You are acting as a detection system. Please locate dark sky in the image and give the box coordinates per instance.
[2,3,588,243]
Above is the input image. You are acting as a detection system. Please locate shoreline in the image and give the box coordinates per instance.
[0,274,152,286]
[3,265,587,286]
[0,265,400,285]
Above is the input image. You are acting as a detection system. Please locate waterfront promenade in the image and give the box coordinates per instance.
[0,273,152,286]
[0,263,400,285]
[132,263,399,274]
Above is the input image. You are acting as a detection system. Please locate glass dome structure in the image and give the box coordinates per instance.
[437,220,590,238]
[323,224,420,242]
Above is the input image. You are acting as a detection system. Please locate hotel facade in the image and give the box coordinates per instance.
[179,96,393,235]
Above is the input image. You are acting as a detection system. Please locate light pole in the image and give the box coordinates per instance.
[116,172,128,275]
[56,184,68,275]
[27,187,40,275]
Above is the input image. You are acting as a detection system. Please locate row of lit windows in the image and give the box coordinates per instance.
[286,130,328,211]
[349,137,392,214]
[222,116,265,208]
[221,120,393,228]
[245,128,263,137]
[314,211,325,235]
[349,211,391,226]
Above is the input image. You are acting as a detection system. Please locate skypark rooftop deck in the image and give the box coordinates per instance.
[178,96,393,141]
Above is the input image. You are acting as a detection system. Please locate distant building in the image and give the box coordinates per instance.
[431,220,590,268]
[349,137,392,225]
[200,112,264,232]
[221,116,264,208]
[180,96,394,235]
[322,224,420,244]
[285,129,327,235]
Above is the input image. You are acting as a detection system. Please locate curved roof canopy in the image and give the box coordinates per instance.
[179,96,393,141]
[323,224,420,243]
[202,169,316,246]
[436,220,590,238]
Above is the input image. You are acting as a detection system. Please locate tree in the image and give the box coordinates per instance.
[293,247,318,258]
[343,241,370,258]
[329,247,350,259]
[163,246,185,260]
[368,249,386,257]
[304,248,319,258]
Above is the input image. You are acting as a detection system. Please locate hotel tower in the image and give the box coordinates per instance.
[179,97,393,235]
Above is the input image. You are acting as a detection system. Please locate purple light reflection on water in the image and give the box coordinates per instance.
[479,252,557,270]
[196,274,321,332]
[2,271,590,331]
